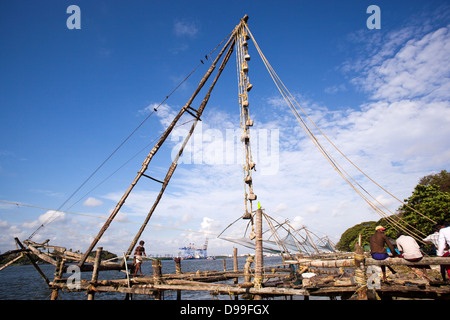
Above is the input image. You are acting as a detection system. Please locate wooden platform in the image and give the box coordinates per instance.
[11,239,449,300]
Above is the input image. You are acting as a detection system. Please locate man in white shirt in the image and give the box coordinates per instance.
[437,225,450,257]
[396,232,432,281]
[437,224,450,282]
[424,223,449,281]
[397,234,423,261]
[423,224,443,254]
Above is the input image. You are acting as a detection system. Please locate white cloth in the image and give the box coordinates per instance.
[437,226,450,256]
[423,232,440,248]
[396,235,422,260]
[424,231,449,255]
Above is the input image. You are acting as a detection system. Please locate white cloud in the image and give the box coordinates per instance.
[0,220,7,228]
[290,216,305,230]
[83,197,103,207]
[324,84,347,94]
[140,103,178,128]
[362,26,450,102]
[173,20,199,38]
[38,210,66,224]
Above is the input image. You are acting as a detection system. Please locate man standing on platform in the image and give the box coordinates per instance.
[133,240,146,277]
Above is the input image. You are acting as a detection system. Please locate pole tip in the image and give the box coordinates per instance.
[242,15,249,23]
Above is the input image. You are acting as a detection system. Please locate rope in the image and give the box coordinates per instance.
[243,22,434,243]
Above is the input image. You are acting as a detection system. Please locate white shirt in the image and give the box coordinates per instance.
[437,226,450,257]
[396,235,422,260]
[423,232,440,248]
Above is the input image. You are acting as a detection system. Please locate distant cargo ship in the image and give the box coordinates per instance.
[179,239,208,259]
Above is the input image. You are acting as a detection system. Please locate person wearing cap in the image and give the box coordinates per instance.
[369,225,398,282]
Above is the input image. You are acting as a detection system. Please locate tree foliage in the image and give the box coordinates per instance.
[336,217,394,252]
[336,221,376,252]
[419,170,450,193]
[397,184,450,235]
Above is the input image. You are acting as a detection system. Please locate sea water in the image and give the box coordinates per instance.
[0,256,295,300]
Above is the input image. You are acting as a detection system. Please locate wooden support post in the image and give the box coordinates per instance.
[254,211,263,277]
[152,259,162,283]
[223,258,227,272]
[51,257,64,300]
[152,259,163,300]
[174,257,182,274]
[233,247,239,300]
[173,257,182,300]
[353,243,367,300]
[254,208,263,300]
[87,247,103,300]
[233,248,238,273]
[244,255,254,284]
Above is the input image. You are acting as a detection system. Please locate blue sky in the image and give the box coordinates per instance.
[1,1,449,255]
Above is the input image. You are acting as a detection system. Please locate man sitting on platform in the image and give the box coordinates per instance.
[369,226,398,282]
[396,231,432,281]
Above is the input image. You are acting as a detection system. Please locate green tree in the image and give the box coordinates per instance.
[397,184,450,235]
[336,221,376,252]
[336,217,396,252]
[418,170,450,193]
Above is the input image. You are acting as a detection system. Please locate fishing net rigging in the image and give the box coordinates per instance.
[7,15,436,262]
[218,207,336,256]
[218,20,435,254]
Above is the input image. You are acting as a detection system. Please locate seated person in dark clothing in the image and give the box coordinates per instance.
[369,226,398,282]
